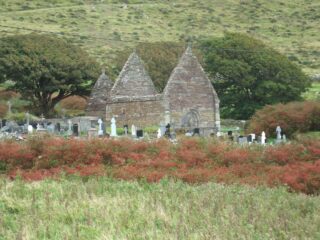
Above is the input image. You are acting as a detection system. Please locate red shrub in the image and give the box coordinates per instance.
[247,101,320,137]
[264,144,308,165]
[0,142,35,169]
[60,96,87,110]
[280,160,320,194]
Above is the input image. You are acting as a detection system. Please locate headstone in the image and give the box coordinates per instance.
[157,128,162,138]
[193,128,200,136]
[110,117,117,137]
[227,131,233,136]
[98,118,104,136]
[247,135,253,143]
[276,126,282,141]
[185,130,193,137]
[238,136,248,144]
[261,131,266,145]
[56,123,61,132]
[67,119,73,136]
[28,125,34,134]
[131,124,137,137]
[282,134,287,142]
[136,129,143,138]
[250,133,256,141]
[73,124,79,136]
[165,123,171,138]
[124,124,129,135]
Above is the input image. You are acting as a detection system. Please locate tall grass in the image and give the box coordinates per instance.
[0,177,319,239]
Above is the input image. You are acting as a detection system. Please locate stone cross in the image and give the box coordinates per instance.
[276,126,282,140]
[98,118,103,136]
[131,124,136,137]
[110,117,117,137]
[261,131,266,145]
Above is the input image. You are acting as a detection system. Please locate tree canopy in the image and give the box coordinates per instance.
[200,33,311,119]
[0,34,100,117]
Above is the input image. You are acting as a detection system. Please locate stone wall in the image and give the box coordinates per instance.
[106,96,164,127]
[163,46,220,131]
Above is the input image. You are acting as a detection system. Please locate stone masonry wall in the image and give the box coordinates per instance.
[105,98,164,127]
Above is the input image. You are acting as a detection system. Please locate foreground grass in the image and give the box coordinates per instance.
[0,177,319,239]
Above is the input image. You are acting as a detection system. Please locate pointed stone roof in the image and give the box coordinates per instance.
[86,69,113,116]
[164,46,219,110]
[111,51,157,98]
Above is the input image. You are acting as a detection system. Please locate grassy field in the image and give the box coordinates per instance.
[303,82,320,100]
[0,0,319,76]
[0,177,319,239]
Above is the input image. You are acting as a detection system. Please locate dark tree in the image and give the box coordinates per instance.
[0,34,100,117]
[200,33,311,119]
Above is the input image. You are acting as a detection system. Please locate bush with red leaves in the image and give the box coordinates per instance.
[247,101,320,137]
[1,136,320,195]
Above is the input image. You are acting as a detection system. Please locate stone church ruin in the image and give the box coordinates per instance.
[86,46,220,135]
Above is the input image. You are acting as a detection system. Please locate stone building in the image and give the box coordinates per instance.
[87,46,220,134]
[86,69,113,117]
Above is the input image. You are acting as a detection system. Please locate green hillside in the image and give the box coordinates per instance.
[0,0,319,76]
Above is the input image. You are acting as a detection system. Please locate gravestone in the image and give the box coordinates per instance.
[131,124,137,137]
[98,119,104,136]
[261,131,266,145]
[124,124,129,135]
[73,124,79,136]
[247,135,252,143]
[136,129,143,138]
[276,126,282,143]
[165,123,171,138]
[67,120,73,136]
[157,128,162,138]
[110,117,117,137]
[238,136,248,144]
[282,134,287,142]
[56,123,61,133]
[193,128,200,136]
[28,125,34,134]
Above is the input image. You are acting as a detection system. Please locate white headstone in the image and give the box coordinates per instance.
[36,123,41,131]
[282,134,287,142]
[131,124,136,137]
[157,128,162,138]
[110,117,117,137]
[276,126,282,140]
[68,119,72,135]
[98,118,103,136]
[250,133,256,141]
[261,131,266,145]
[28,125,34,134]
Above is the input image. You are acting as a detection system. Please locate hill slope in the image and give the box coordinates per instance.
[0,0,319,76]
